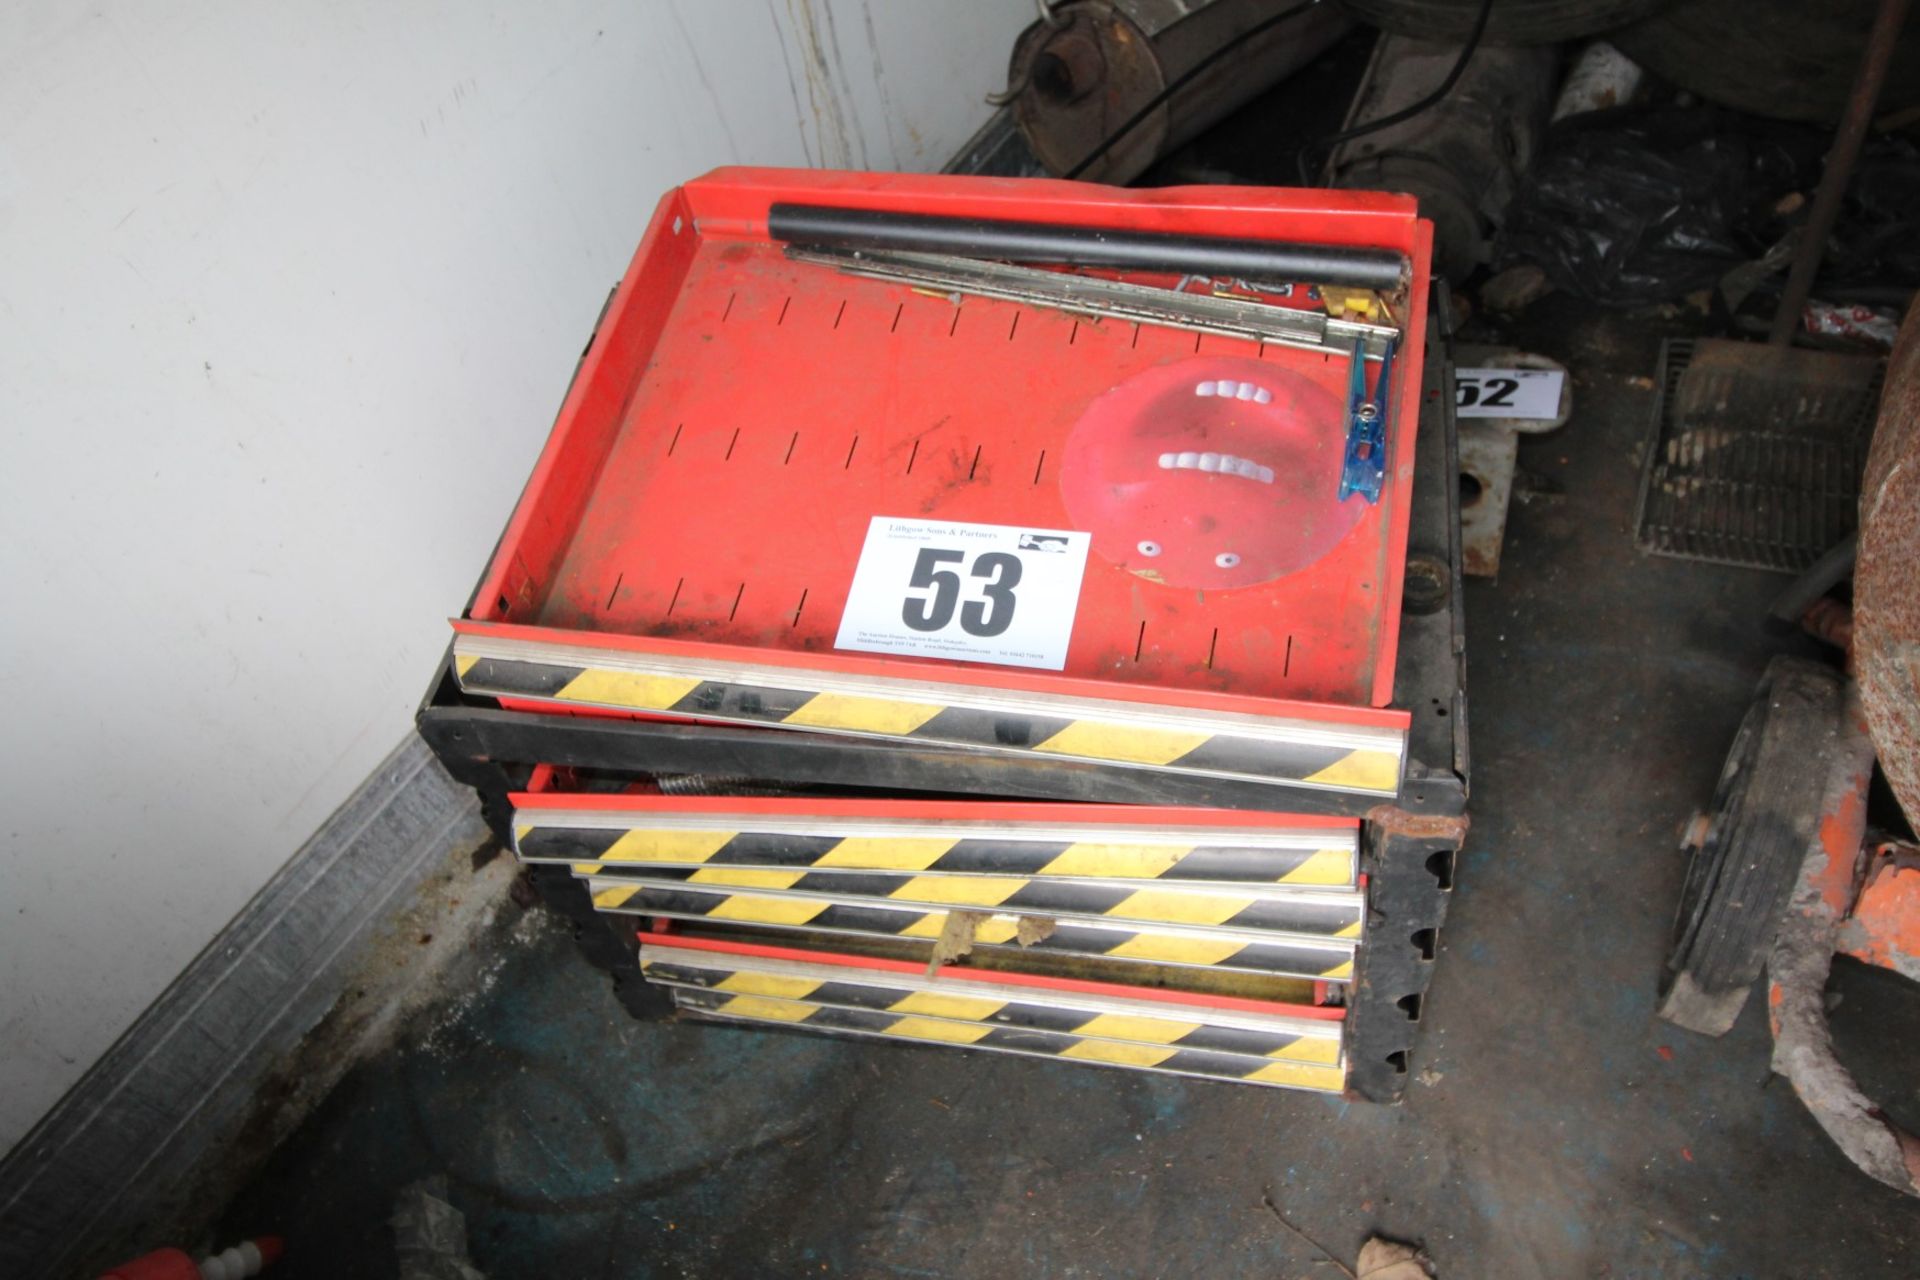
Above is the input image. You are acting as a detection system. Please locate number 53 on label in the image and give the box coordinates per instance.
[835,518,1092,671]
[902,548,1022,637]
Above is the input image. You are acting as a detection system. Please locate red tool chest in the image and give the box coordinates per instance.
[424,168,1464,1100]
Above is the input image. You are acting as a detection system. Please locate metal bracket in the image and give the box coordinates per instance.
[1340,334,1397,503]
[787,246,1402,362]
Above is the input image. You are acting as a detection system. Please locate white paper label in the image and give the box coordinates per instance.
[1455,367,1565,420]
[834,517,1091,671]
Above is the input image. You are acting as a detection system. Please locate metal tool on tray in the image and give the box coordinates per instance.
[1340,334,1396,504]
[771,203,1407,503]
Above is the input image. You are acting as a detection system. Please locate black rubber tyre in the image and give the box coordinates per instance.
[1663,657,1844,1000]
[1613,0,1920,124]
[1334,0,1675,45]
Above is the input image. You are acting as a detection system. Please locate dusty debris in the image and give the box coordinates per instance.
[392,1176,487,1280]
[1478,264,1551,314]
[929,910,989,969]
[415,897,546,1058]
[1261,1190,1354,1278]
[139,829,512,1257]
[1014,915,1057,946]
[1356,1236,1435,1279]
[926,911,1056,974]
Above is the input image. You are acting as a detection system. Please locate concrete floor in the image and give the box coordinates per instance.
[218,302,1920,1278]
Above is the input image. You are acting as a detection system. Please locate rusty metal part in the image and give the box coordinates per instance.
[1660,658,1850,1036]
[1397,552,1450,617]
[1326,35,1557,281]
[1800,597,1857,655]
[1767,687,1920,1198]
[1839,842,1920,981]
[1855,305,1920,829]
[1632,338,1882,574]
[1765,533,1858,636]
[651,775,793,797]
[1767,0,1914,346]
[1671,657,1920,1193]
[1363,805,1470,841]
[1008,0,1353,184]
[1452,346,1571,578]
[1455,422,1516,578]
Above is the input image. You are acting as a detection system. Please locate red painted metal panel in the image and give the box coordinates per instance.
[511,790,1361,833]
[465,167,1430,715]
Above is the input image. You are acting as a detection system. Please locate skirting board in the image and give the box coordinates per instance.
[0,731,494,1278]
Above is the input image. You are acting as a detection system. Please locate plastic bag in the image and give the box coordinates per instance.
[1494,108,1780,307]
[1496,105,1920,308]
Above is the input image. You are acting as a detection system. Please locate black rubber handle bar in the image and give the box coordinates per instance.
[767,203,1409,292]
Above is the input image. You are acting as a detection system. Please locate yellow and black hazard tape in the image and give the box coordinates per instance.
[453,635,1404,796]
[514,813,1358,887]
[591,866,1363,937]
[588,877,1356,981]
[638,944,1343,1064]
[669,987,1346,1093]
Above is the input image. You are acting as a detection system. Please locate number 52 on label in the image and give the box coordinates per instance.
[1453,366,1565,421]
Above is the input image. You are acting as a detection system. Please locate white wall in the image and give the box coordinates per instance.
[0,0,1029,1156]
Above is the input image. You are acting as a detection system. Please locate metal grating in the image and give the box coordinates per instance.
[1633,338,1883,573]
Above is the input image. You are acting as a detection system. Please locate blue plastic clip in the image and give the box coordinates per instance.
[1338,334,1397,504]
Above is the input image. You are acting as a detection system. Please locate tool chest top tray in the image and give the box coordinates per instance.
[456,168,1430,743]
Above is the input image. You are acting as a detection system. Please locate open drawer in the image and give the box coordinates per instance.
[453,168,1432,798]
[511,785,1364,987]
[641,933,1348,1094]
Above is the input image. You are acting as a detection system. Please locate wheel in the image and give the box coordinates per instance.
[1613,0,1920,124]
[1659,656,1846,1035]
[1334,0,1676,45]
